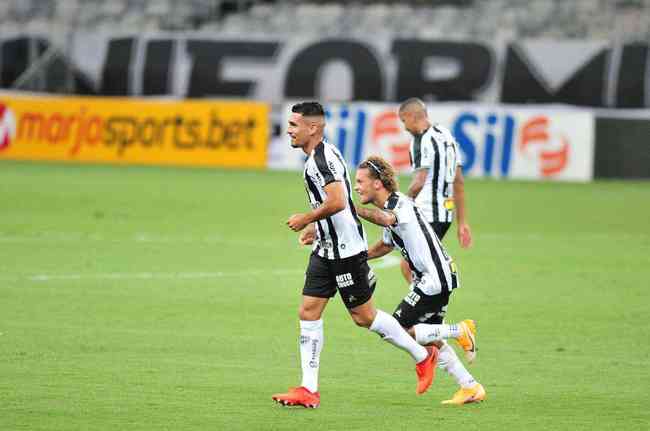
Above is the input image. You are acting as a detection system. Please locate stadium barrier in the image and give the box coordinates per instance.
[0,92,269,168]
[270,102,595,182]
[594,113,650,179]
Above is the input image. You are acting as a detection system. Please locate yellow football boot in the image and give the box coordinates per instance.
[441,383,486,405]
[456,319,477,363]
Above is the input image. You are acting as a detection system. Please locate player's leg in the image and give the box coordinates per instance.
[348,297,437,395]
[273,253,334,408]
[392,277,458,347]
[298,295,328,394]
[404,270,477,362]
[392,279,485,403]
[336,252,437,394]
[400,259,413,284]
[411,319,477,363]
[438,341,486,405]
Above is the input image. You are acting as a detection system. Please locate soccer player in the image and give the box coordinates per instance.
[398,97,472,284]
[354,155,486,405]
[272,102,437,409]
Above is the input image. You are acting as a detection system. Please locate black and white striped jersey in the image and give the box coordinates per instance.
[303,142,367,260]
[382,192,458,295]
[410,124,463,223]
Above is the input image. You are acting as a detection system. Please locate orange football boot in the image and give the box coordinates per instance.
[272,386,320,408]
[415,345,439,395]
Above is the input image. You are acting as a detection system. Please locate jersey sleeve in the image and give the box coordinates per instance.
[382,228,394,246]
[393,199,415,225]
[453,138,463,167]
[446,130,463,167]
[313,144,344,187]
[411,133,433,170]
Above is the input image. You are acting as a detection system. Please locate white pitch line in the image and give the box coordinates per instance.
[1,256,401,284]
[0,232,290,249]
[25,269,303,282]
[0,269,302,283]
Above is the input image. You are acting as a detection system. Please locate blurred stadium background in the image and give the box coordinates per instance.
[1,1,649,431]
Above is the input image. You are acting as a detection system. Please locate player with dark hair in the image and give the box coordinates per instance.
[354,155,486,405]
[271,102,438,409]
[398,98,472,284]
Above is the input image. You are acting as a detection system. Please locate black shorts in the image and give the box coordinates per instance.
[303,251,373,309]
[392,286,451,328]
[431,222,451,240]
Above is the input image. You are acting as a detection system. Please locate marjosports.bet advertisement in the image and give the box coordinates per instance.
[271,103,595,181]
[0,92,269,168]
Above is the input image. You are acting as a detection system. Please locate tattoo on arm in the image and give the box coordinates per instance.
[356,206,396,227]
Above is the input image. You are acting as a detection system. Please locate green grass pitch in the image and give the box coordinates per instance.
[1,161,649,430]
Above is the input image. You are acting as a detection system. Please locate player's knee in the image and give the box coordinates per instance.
[351,311,375,328]
[298,304,320,321]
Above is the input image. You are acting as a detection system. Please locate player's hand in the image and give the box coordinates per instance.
[299,229,316,245]
[287,213,310,232]
[457,223,473,249]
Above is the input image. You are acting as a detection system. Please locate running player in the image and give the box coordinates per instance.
[272,102,437,409]
[354,155,486,405]
[398,97,472,284]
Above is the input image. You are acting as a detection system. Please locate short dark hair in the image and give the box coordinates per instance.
[291,101,325,117]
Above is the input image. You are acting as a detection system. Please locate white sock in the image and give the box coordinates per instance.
[299,319,323,393]
[413,322,462,345]
[438,342,476,388]
[369,310,428,363]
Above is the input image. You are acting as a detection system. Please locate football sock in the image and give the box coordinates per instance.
[438,341,476,388]
[413,323,462,345]
[299,319,323,393]
[369,310,429,363]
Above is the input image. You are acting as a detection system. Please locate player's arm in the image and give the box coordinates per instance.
[453,166,472,248]
[406,168,428,199]
[355,206,397,227]
[367,240,394,260]
[287,181,346,231]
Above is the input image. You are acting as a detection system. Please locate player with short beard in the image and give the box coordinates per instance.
[271,102,438,409]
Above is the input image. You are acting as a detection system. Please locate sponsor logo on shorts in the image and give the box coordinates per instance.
[404,291,421,307]
[335,272,354,288]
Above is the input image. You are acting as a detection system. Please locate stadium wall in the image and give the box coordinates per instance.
[271,102,596,182]
[1,92,648,180]
[594,115,650,179]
